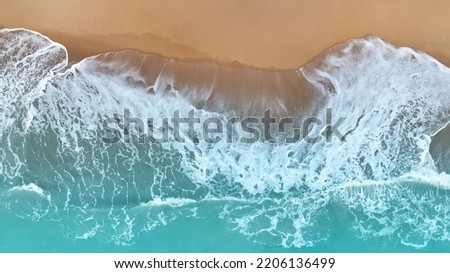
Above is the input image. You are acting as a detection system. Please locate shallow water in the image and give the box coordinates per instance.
[1,180,450,252]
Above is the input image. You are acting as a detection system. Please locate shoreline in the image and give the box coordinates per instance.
[5,26,450,73]
[2,1,450,70]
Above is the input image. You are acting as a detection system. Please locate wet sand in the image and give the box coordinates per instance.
[2,0,450,69]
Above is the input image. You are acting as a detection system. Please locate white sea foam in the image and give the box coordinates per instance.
[10,183,46,196]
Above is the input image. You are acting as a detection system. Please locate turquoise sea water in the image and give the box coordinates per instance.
[1,181,450,252]
[1,28,450,252]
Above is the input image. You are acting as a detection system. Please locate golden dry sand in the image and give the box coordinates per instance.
[2,0,450,69]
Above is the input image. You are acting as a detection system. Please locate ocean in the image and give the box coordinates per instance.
[1,28,450,252]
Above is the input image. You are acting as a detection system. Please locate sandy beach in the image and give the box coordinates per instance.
[2,0,450,69]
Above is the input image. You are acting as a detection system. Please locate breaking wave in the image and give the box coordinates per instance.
[1,28,450,248]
